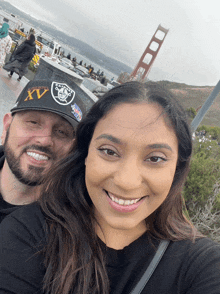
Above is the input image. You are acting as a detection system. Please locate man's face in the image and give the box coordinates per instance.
[1,110,75,186]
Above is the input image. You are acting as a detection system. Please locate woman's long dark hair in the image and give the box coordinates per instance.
[39,81,200,294]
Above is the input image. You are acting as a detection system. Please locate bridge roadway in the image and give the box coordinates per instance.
[0,68,29,135]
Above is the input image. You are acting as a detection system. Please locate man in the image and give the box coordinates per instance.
[0,79,89,222]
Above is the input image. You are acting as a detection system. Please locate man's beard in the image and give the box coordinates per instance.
[3,129,55,186]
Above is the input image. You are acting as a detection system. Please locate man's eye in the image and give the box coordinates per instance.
[56,129,68,137]
[26,120,39,126]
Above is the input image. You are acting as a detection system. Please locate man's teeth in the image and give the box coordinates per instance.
[27,152,49,161]
[108,193,141,206]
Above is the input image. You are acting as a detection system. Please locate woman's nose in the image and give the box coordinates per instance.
[113,157,143,191]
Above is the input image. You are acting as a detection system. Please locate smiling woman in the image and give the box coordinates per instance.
[85,102,179,246]
[0,81,220,294]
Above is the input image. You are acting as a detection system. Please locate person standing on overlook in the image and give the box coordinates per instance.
[0,23,12,68]
[4,33,36,81]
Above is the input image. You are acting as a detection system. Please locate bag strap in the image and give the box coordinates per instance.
[130,240,170,294]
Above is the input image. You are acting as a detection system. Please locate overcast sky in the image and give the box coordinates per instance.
[4,0,220,86]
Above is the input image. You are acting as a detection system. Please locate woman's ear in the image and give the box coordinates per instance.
[1,113,13,145]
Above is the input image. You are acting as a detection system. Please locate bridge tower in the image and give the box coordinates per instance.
[129,24,169,82]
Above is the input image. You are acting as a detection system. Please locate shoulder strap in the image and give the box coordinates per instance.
[130,240,170,294]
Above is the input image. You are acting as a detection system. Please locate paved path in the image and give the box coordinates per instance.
[0,68,29,135]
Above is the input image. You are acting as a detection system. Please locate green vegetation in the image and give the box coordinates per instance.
[183,137,220,241]
[186,107,197,119]
[197,125,220,141]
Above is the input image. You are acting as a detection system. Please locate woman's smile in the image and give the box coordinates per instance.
[106,190,146,205]
[105,190,147,213]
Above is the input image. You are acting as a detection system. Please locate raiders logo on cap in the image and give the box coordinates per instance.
[51,82,75,105]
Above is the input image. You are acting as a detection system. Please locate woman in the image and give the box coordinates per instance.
[0,23,12,68]
[0,81,219,294]
[3,33,36,81]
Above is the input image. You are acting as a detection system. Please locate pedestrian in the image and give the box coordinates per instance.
[0,79,89,223]
[3,33,36,81]
[89,66,94,75]
[0,81,219,293]
[0,23,12,68]
[72,56,77,66]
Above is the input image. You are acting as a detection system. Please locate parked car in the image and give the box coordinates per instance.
[74,65,90,77]
[82,78,109,95]
[59,58,75,70]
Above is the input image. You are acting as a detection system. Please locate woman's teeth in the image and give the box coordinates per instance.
[108,192,142,206]
[27,152,49,161]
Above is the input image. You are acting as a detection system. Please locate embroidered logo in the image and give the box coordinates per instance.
[24,87,49,101]
[71,103,82,122]
[51,82,75,105]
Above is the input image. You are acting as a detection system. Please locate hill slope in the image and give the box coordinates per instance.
[159,81,220,127]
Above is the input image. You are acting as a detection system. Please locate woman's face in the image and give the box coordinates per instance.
[85,102,178,238]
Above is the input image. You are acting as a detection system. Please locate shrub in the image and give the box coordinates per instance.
[186,107,197,119]
[197,125,220,141]
[190,184,220,242]
[183,138,220,241]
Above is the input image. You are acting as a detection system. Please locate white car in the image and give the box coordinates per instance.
[59,58,75,70]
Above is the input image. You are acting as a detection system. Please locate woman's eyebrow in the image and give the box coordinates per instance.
[95,134,122,144]
[146,143,173,151]
[95,135,173,151]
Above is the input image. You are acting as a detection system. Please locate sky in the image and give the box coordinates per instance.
[4,0,220,86]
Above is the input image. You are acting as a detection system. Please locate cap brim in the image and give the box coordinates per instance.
[11,106,78,129]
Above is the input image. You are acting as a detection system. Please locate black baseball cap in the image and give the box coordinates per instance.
[10,79,91,128]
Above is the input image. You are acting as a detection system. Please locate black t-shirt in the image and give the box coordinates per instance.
[0,146,21,223]
[0,203,220,294]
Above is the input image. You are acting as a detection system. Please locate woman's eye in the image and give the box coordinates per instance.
[98,148,119,157]
[147,156,166,163]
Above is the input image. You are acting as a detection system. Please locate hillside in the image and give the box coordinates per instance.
[158,81,220,127]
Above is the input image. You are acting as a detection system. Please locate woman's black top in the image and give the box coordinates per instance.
[0,203,220,294]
